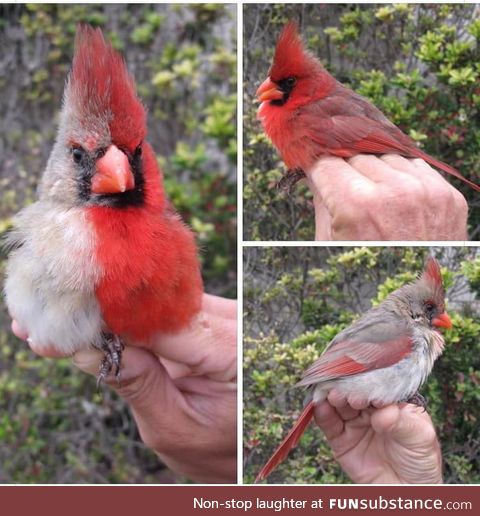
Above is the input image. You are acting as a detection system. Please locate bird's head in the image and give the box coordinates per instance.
[399,257,452,332]
[256,21,333,111]
[41,25,151,208]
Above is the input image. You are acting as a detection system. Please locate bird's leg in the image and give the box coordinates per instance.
[404,392,428,411]
[277,168,306,193]
[95,333,125,388]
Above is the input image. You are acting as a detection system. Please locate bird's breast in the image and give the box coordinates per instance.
[87,205,202,343]
[258,102,318,171]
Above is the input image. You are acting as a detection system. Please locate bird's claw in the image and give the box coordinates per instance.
[95,333,124,388]
[404,392,428,411]
[277,168,306,194]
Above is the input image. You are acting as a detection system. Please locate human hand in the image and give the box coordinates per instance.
[12,293,237,484]
[306,154,468,241]
[314,390,443,484]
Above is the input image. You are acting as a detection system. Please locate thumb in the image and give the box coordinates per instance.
[304,161,337,241]
[73,347,190,452]
[370,404,443,483]
[309,187,333,241]
[370,404,441,455]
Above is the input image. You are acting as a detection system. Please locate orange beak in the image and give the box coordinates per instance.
[256,77,283,103]
[91,145,135,195]
[432,312,453,330]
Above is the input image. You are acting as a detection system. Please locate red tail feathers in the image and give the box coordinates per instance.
[255,401,315,483]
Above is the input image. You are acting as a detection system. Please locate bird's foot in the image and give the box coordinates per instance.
[404,392,427,411]
[277,168,306,194]
[95,333,124,388]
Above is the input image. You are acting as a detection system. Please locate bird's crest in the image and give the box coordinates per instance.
[421,257,443,290]
[65,25,146,149]
[269,21,322,82]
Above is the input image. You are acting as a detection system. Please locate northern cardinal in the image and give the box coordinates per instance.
[256,22,480,192]
[255,257,452,482]
[4,26,203,383]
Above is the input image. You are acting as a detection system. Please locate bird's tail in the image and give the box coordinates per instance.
[255,401,315,483]
[413,149,480,192]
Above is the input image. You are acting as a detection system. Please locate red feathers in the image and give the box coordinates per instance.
[422,257,443,290]
[255,402,315,483]
[269,22,321,82]
[299,336,413,386]
[68,25,146,150]
[88,144,203,342]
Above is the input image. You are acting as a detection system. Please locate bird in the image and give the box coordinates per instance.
[4,25,203,384]
[256,21,480,193]
[255,257,452,482]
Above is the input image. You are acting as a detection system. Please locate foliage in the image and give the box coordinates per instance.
[243,4,480,240]
[0,3,236,483]
[243,247,480,483]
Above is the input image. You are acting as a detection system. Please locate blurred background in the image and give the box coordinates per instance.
[243,4,480,240]
[244,247,480,483]
[0,3,236,483]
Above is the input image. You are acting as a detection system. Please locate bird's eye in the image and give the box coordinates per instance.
[425,302,435,314]
[72,147,85,164]
[285,77,296,87]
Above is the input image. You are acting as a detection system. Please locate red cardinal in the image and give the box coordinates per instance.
[255,257,452,482]
[4,26,203,382]
[256,22,480,192]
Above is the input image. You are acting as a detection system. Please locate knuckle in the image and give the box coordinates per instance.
[453,190,468,216]
[114,373,150,405]
[348,186,375,212]
[398,178,426,202]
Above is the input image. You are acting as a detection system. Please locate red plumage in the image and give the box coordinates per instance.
[300,336,413,382]
[423,256,443,290]
[257,22,480,192]
[69,25,146,151]
[89,144,202,342]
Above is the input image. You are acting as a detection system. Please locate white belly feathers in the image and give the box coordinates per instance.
[4,203,104,354]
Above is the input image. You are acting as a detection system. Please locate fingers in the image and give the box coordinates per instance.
[369,404,401,434]
[304,180,333,240]
[305,153,468,240]
[327,389,363,415]
[11,320,66,357]
[202,294,237,320]
[28,341,67,358]
[11,320,28,341]
[147,308,236,381]
[306,155,375,217]
[313,401,344,440]
[73,347,177,405]
[314,389,371,441]
[348,154,407,183]
[372,403,437,443]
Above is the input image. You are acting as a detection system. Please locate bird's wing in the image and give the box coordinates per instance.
[300,92,415,157]
[298,314,414,387]
[301,93,480,191]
